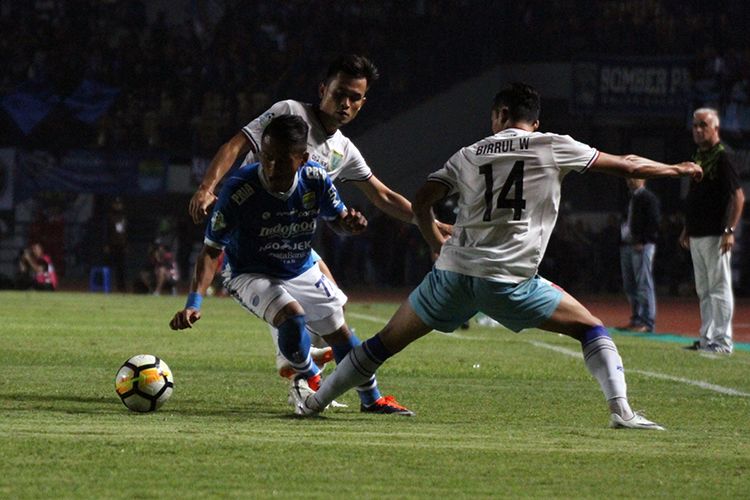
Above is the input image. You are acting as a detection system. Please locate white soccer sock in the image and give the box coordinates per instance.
[582,336,632,417]
[309,344,381,410]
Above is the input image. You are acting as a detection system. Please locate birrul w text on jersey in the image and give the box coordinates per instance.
[476,137,530,155]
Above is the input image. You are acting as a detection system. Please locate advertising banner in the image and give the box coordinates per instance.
[572,57,692,116]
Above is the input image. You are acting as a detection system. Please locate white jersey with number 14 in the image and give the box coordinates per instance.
[428,127,599,283]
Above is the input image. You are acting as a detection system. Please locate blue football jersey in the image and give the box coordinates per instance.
[205,161,346,279]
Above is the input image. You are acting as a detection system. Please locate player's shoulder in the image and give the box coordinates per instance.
[222,163,260,193]
[234,161,261,179]
[271,99,306,112]
[257,100,311,126]
[540,131,586,146]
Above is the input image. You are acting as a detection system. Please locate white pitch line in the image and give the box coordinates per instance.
[627,369,750,397]
[347,312,388,324]
[525,340,750,398]
[350,312,750,397]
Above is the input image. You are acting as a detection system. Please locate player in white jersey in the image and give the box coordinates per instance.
[291,83,703,430]
[188,55,450,381]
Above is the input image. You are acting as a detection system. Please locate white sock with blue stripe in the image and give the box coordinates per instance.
[332,334,381,406]
[310,335,390,411]
[581,325,633,419]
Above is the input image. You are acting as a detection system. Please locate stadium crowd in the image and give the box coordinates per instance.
[0,0,748,294]
[2,0,749,151]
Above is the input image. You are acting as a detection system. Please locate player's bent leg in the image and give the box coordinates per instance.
[304,301,429,415]
[274,325,333,379]
[537,290,602,340]
[223,272,325,389]
[538,290,663,430]
[318,322,413,415]
[318,322,380,406]
[377,301,434,354]
[272,302,321,388]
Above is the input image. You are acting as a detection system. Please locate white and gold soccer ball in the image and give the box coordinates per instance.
[115,354,174,412]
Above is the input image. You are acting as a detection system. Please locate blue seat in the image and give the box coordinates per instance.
[89,266,111,293]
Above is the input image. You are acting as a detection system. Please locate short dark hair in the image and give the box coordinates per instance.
[262,115,309,149]
[492,83,541,124]
[324,54,379,88]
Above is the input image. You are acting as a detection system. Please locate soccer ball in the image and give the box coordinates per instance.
[115,354,174,412]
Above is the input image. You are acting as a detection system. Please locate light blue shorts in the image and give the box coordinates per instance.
[409,268,563,332]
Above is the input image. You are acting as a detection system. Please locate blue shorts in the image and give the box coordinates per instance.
[409,269,563,332]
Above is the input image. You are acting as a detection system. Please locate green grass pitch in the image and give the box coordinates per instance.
[2,291,749,498]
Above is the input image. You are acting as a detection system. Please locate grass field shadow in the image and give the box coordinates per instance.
[0,392,119,413]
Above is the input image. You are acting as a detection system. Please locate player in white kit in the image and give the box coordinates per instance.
[188,55,450,382]
[291,83,703,429]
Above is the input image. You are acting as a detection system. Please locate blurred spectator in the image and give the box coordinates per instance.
[27,204,65,277]
[138,240,179,295]
[4,1,747,154]
[103,196,128,292]
[16,242,58,291]
[618,178,660,332]
[1,0,749,296]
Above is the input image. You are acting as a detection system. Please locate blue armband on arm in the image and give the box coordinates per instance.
[185,292,203,310]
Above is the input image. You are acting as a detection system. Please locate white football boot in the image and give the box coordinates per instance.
[289,377,321,417]
[610,412,665,430]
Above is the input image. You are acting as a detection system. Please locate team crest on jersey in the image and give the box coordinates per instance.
[258,111,276,128]
[302,191,316,209]
[329,150,343,171]
[211,211,226,232]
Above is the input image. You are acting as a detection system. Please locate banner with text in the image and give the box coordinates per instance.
[15,150,167,201]
[571,57,692,116]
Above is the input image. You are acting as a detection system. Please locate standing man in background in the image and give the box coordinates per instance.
[104,197,128,293]
[618,178,660,333]
[681,108,745,354]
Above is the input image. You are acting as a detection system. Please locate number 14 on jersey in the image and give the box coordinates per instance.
[479,161,526,221]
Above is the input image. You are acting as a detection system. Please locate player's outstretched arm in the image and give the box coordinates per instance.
[169,245,223,330]
[331,207,368,235]
[413,180,451,255]
[189,132,252,224]
[591,152,703,181]
[354,175,453,237]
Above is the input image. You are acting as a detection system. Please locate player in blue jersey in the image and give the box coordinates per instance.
[291,83,703,429]
[188,55,452,381]
[170,115,413,415]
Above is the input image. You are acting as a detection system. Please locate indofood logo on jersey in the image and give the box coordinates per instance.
[259,220,316,238]
[302,191,316,209]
